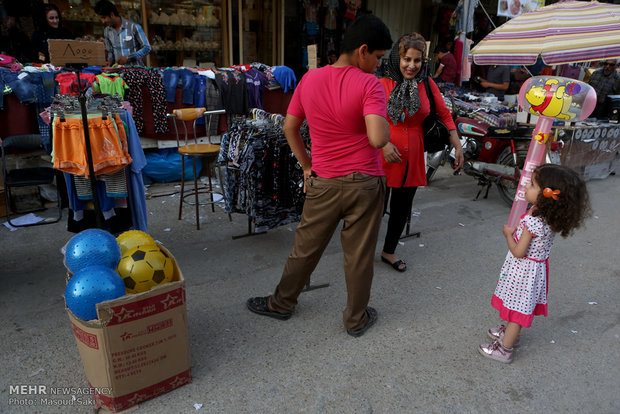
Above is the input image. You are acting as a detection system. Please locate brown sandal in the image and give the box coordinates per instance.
[347,307,378,337]
[246,296,292,320]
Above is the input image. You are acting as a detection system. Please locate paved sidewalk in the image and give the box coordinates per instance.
[1,169,618,413]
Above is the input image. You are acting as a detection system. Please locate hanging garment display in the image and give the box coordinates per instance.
[106,67,168,134]
[49,94,148,233]
[218,111,309,232]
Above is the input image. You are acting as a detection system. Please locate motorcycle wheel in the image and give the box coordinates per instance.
[426,166,439,184]
[497,147,528,207]
[425,147,451,184]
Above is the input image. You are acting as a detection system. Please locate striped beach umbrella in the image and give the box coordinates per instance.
[469,0,620,65]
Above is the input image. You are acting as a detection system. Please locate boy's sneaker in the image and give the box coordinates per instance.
[478,340,514,363]
[488,324,520,347]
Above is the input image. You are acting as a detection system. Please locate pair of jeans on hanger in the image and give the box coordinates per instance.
[194,74,207,125]
[162,68,195,105]
[28,71,57,152]
[0,68,37,109]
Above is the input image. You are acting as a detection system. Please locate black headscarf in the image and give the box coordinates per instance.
[383,36,428,125]
[31,6,74,63]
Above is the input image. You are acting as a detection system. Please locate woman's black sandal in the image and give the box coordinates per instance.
[381,256,407,272]
[246,296,292,320]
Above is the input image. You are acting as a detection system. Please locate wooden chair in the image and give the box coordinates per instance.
[167,108,230,230]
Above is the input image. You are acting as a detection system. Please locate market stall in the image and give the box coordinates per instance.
[0,41,298,234]
[435,79,619,182]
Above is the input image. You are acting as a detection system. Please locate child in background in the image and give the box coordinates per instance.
[479,164,591,363]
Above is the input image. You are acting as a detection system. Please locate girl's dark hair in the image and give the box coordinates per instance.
[532,164,591,237]
[341,15,393,54]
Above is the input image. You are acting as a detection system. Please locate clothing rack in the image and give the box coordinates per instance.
[400,206,421,240]
[243,109,327,292]
[224,110,327,291]
[221,110,307,239]
[50,68,125,229]
[228,111,289,239]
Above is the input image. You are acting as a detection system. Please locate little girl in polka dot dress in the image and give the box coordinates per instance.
[479,164,591,363]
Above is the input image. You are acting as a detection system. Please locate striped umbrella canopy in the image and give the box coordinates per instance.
[469,0,620,65]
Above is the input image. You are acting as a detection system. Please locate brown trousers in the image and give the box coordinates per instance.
[270,172,386,331]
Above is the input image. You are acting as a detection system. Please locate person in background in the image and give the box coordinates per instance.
[0,15,31,63]
[433,44,457,84]
[379,33,464,273]
[474,64,510,100]
[94,0,150,66]
[506,66,530,96]
[326,49,338,65]
[246,15,393,338]
[31,4,74,64]
[588,59,620,119]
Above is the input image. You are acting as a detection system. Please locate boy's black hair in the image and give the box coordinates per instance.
[340,15,393,54]
[94,0,119,17]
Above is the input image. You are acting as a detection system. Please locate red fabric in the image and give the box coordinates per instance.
[230,64,252,72]
[454,38,463,85]
[54,73,96,96]
[541,66,554,76]
[379,77,456,188]
[439,52,457,84]
[0,95,39,137]
[287,65,387,178]
[492,294,547,328]
[263,88,293,115]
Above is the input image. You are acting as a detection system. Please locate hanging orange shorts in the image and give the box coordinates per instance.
[53,114,132,177]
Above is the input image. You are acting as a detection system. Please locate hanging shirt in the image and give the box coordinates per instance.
[212,68,249,115]
[102,17,151,66]
[244,68,267,109]
[93,73,129,98]
[55,73,97,96]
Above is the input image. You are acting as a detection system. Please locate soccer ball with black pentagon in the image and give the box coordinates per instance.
[117,245,174,294]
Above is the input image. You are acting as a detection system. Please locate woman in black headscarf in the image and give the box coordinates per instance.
[379,33,463,272]
[31,3,74,63]
[0,15,31,62]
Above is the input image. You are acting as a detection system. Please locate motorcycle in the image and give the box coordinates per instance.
[426,113,563,206]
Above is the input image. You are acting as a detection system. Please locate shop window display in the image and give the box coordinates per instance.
[227,0,275,66]
[51,0,223,68]
[149,0,222,67]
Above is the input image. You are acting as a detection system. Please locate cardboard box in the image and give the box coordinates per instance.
[67,245,191,412]
[307,44,317,70]
[49,39,106,67]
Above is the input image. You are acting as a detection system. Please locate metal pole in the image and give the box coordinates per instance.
[75,71,105,228]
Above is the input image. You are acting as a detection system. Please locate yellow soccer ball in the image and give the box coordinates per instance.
[116,230,156,255]
[117,245,174,294]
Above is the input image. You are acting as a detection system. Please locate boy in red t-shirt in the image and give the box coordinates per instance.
[247,15,393,337]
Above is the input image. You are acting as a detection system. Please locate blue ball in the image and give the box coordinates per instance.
[65,265,126,321]
[65,229,121,273]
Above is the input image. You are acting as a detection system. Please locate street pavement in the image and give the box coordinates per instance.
[0,167,618,413]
